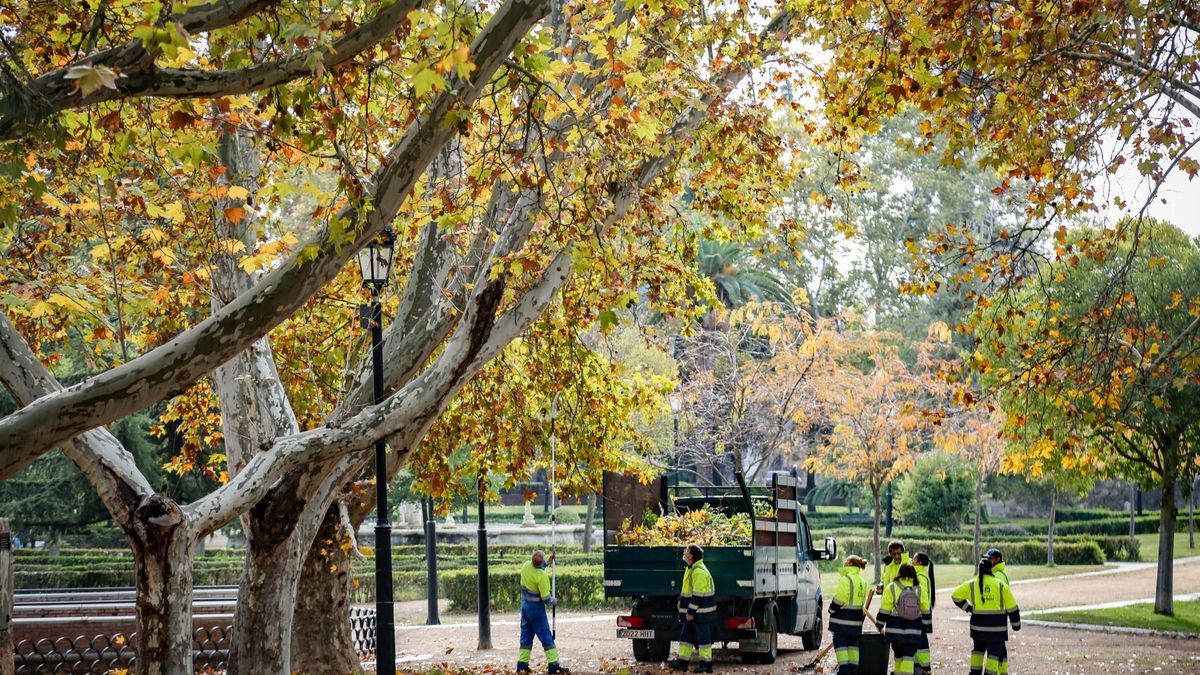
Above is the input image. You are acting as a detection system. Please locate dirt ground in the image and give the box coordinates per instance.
[392,558,1200,674]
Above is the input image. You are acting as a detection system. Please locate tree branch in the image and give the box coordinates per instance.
[0,0,421,139]
[0,312,155,527]
[0,0,553,479]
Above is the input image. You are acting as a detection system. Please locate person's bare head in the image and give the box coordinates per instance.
[532,549,545,567]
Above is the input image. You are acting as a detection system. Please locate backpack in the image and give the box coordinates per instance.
[893,582,922,621]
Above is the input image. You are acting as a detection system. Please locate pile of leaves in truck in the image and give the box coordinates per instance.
[615,504,753,546]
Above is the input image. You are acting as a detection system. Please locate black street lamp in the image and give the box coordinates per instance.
[425,495,440,625]
[477,475,492,649]
[357,226,396,675]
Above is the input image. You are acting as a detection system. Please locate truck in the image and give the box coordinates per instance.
[602,470,836,665]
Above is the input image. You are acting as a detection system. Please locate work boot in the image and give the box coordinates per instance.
[547,664,571,674]
[668,658,690,671]
[695,661,714,673]
[515,663,530,673]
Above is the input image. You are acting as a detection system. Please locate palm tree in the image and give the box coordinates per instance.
[697,239,789,309]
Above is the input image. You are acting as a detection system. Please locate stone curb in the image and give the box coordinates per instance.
[1020,618,1199,640]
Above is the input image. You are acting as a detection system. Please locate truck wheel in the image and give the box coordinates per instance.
[802,598,823,650]
[632,639,671,662]
[740,603,779,665]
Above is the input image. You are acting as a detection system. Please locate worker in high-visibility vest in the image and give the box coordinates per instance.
[828,555,869,674]
[951,558,1021,675]
[669,543,716,673]
[878,540,906,592]
[986,548,1010,587]
[910,552,937,675]
[517,550,570,673]
[877,563,932,675]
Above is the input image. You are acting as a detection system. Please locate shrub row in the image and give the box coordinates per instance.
[441,565,608,612]
[822,531,1140,562]
[832,536,1106,565]
[16,565,247,588]
[1055,515,1178,537]
[1056,508,1133,523]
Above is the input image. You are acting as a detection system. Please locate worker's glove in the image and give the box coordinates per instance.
[1012,624,1021,632]
[547,596,557,606]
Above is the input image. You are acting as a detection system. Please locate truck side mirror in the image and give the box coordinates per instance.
[821,537,837,561]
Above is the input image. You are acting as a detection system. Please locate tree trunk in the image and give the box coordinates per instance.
[582,492,597,554]
[1046,487,1057,567]
[226,523,304,674]
[291,508,359,673]
[129,496,194,675]
[1189,477,1195,551]
[1130,482,1137,544]
[973,482,983,564]
[1154,476,1177,616]
[872,486,883,585]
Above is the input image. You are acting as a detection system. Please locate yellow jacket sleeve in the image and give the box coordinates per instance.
[1001,581,1018,610]
[951,580,973,608]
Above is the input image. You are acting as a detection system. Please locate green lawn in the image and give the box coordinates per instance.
[819,563,1111,598]
[1032,599,1200,634]
[1135,531,1199,561]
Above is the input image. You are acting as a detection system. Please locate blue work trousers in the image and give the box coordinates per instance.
[520,600,556,651]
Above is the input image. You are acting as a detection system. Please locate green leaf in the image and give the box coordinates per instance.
[598,309,619,332]
[413,67,447,97]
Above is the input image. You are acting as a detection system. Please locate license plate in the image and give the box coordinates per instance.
[617,629,655,639]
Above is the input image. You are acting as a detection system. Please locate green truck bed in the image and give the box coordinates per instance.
[603,545,755,597]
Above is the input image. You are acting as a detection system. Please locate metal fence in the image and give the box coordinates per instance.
[14,611,376,674]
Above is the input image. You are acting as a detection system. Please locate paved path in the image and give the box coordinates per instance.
[392,609,1200,674]
[391,557,1200,673]
[1014,556,1200,610]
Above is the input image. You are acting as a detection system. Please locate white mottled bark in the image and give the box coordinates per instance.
[0,315,197,674]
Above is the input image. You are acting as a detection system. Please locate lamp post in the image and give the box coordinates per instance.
[357,226,396,675]
[477,475,492,649]
[425,495,440,625]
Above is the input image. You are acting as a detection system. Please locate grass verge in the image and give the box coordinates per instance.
[1032,599,1200,634]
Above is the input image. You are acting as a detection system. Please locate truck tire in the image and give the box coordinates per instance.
[801,598,823,650]
[632,638,671,663]
[740,602,779,665]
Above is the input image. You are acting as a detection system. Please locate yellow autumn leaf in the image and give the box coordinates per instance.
[29,300,53,318]
[47,293,89,312]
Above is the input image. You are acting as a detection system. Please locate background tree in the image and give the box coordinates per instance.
[674,299,818,485]
[935,404,1009,561]
[897,451,974,533]
[802,320,931,581]
[988,220,1200,613]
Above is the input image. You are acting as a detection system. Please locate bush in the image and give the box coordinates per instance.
[553,509,581,525]
[442,565,606,611]
[897,453,975,533]
[1057,508,1125,523]
[1056,514,1175,537]
[832,536,1106,565]
[978,523,1032,537]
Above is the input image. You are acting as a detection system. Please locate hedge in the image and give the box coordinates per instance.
[1056,508,1129,523]
[820,530,1139,562]
[832,537,1106,565]
[442,566,608,611]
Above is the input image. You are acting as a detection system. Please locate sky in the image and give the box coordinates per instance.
[1102,159,1200,237]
